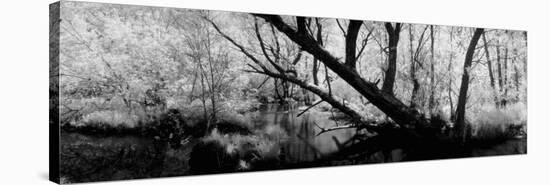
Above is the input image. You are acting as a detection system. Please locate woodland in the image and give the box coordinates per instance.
[50,2,527,183]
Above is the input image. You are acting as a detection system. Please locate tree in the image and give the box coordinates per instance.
[428,25,436,115]
[253,14,428,129]
[454,28,484,141]
[482,32,499,107]
[205,16,370,124]
[312,18,323,86]
[447,27,455,119]
[382,23,402,95]
[407,25,429,109]
[345,20,363,69]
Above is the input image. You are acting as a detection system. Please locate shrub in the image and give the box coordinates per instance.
[79,110,139,129]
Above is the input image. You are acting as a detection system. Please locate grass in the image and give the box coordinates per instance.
[80,110,140,128]
[203,122,287,156]
[204,129,276,156]
[189,120,288,172]
[469,103,527,143]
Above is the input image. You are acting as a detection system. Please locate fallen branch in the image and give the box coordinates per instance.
[257,76,270,89]
[314,124,358,136]
[297,100,323,117]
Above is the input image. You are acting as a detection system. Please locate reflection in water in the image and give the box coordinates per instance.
[59,103,351,182]
[59,103,526,183]
[247,103,356,163]
[60,132,193,182]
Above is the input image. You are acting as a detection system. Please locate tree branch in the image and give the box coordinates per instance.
[254,18,285,73]
[297,100,323,117]
[242,64,368,124]
[335,19,347,37]
[355,26,374,62]
[204,17,272,73]
[315,124,358,136]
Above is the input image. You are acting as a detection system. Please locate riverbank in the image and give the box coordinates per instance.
[58,103,526,183]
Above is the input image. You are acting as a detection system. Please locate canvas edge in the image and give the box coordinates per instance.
[49,1,61,184]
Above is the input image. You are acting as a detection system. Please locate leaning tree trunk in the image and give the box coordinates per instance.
[455,28,484,142]
[207,17,370,125]
[254,14,428,128]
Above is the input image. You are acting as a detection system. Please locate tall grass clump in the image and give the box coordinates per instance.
[203,121,288,156]
[470,103,527,142]
[190,125,287,173]
[189,120,288,172]
[204,129,278,156]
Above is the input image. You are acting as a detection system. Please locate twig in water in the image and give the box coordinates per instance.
[296,100,323,117]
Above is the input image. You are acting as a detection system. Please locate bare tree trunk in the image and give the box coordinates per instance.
[502,47,509,107]
[313,58,320,86]
[345,20,363,69]
[447,28,455,119]
[198,61,210,134]
[428,25,436,115]
[382,23,402,95]
[455,28,484,142]
[188,68,198,102]
[274,79,284,102]
[205,30,217,121]
[482,32,499,107]
[408,25,429,110]
[496,44,503,93]
[312,19,323,86]
[408,25,420,109]
[514,60,520,101]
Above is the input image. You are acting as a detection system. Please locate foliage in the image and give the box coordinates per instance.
[470,103,527,141]
[191,122,287,172]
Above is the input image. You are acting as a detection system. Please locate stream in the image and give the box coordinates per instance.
[58,103,525,183]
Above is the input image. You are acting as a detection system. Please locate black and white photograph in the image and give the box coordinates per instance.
[7,0,550,185]
[48,1,529,183]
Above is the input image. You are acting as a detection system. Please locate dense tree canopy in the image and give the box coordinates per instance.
[58,1,527,144]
